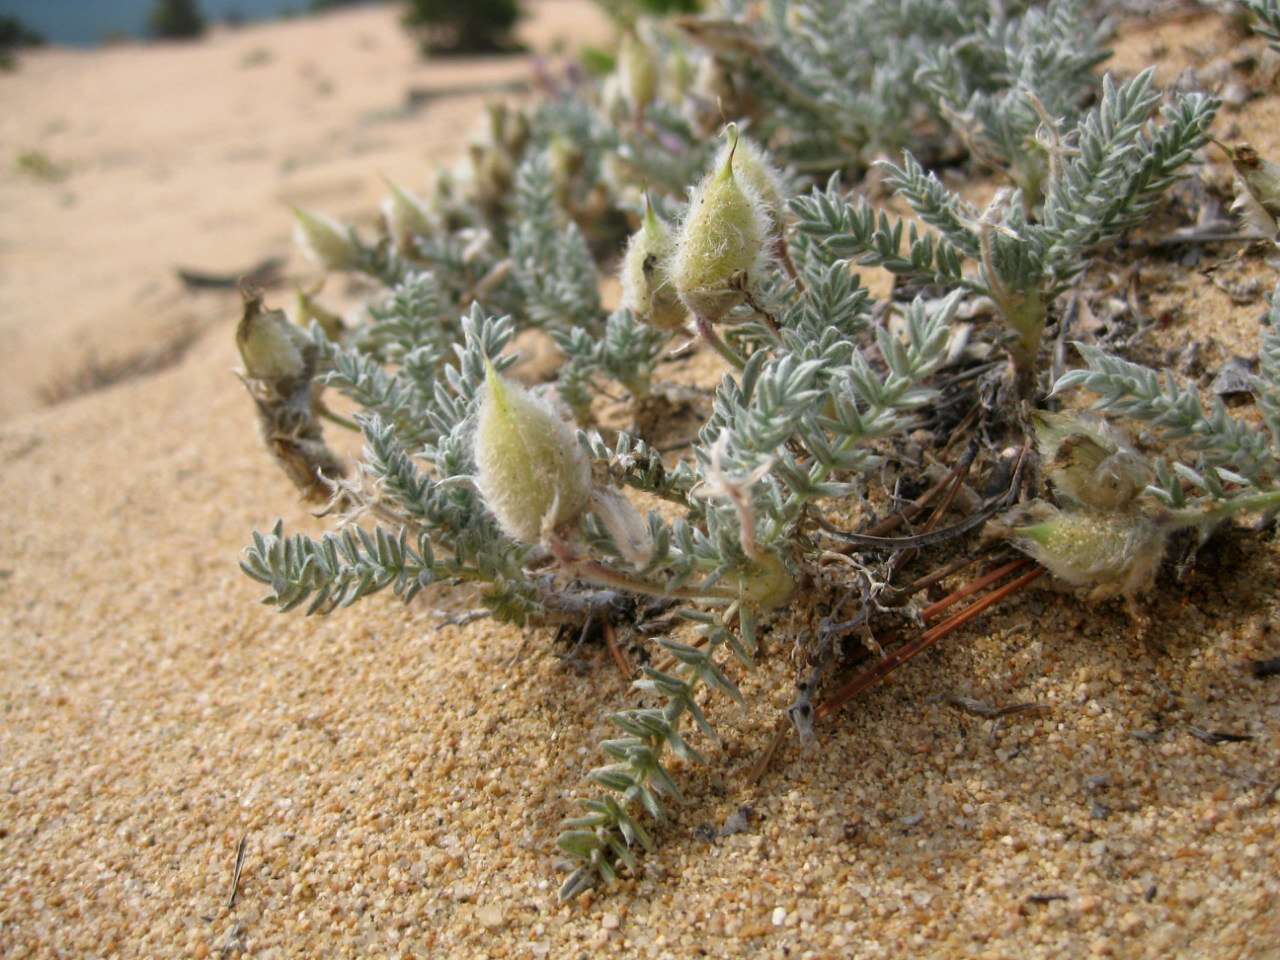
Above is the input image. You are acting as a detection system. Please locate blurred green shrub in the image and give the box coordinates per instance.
[148,0,206,39]
[0,13,45,69]
[594,0,700,24]
[402,0,521,53]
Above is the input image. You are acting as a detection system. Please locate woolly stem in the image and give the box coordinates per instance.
[1166,489,1280,528]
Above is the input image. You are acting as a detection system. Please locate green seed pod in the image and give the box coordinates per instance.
[237,293,310,383]
[503,108,531,157]
[1032,411,1151,512]
[989,501,1165,602]
[474,362,591,543]
[292,207,360,272]
[663,44,694,104]
[547,136,584,209]
[671,125,769,323]
[620,196,688,331]
[711,128,786,230]
[381,177,436,252]
[618,30,657,114]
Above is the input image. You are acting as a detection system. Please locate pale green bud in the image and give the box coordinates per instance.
[1032,411,1150,512]
[989,501,1165,602]
[292,207,359,272]
[380,178,436,252]
[620,197,687,331]
[618,30,657,113]
[474,362,591,543]
[671,125,769,322]
[237,292,310,382]
[663,44,694,103]
[503,109,531,156]
[547,136,584,208]
[293,286,344,342]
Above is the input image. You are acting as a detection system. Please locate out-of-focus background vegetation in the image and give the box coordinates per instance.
[0,0,691,52]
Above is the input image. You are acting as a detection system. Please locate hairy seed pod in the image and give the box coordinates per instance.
[620,196,687,331]
[671,125,769,323]
[989,501,1165,602]
[710,128,786,230]
[1226,143,1280,239]
[292,207,360,272]
[474,362,591,543]
[237,294,311,383]
[1032,411,1150,512]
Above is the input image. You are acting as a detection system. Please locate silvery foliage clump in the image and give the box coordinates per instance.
[692,0,1108,169]
[1240,0,1280,51]
[1053,282,1280,518]
[792,68,1218,391]
[236,0,1239,900]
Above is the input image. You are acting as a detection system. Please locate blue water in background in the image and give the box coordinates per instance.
[0,0,334,46]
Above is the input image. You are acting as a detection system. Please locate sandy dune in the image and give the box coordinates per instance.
[0,0,609,417]
[1,4,1278,958]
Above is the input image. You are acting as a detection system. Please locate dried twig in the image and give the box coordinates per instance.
[937,695,1049,720]
[602,621,634,678]
[1248,656,1280,679]
[1187,726,1253,745]
[226,834,248,911]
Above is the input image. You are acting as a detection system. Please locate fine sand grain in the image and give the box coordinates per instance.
[1,5,1279,958]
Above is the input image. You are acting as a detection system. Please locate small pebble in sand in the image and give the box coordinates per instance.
[477,904,505,929]
[771,907,787,927]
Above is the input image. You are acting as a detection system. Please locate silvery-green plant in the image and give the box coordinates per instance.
[915,0,1110,201]
[677,0,1108,171]
[240,121,959,895]
[234,0,1254,903]
[1240,0,1280,51]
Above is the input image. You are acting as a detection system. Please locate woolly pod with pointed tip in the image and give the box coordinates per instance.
[620,195,688,331]
[292,207,360,272]
[237,291,311,383]
[1032,411,1151,512]
[380,177,436,252]
[710,126,786,231]
[473,360,592,544]
[618,29,657,116]
[670,124,770,324]
[1217,141,1280,239]
[987,500,1166,604]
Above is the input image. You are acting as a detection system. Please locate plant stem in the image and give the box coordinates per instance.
[318,405,361,432]
[1167,489,1280,528]
[694,313,747,371]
